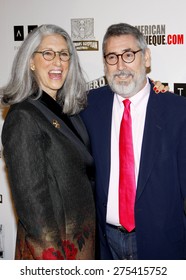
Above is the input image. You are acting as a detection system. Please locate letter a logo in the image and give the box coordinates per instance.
[14,26,24,41]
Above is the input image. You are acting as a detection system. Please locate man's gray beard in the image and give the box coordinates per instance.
[109,80,137,98]
[106,67,147,98]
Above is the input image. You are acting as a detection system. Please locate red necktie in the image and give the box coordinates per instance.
[119,99,136,232]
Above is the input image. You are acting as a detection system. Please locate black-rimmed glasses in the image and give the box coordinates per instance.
[104,49,142,65]
[34,50,71,62]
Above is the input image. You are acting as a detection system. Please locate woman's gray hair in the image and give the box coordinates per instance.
[102,23,148,55]
[0,24,87,114]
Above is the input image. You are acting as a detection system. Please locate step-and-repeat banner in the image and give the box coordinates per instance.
[0,0,186,260]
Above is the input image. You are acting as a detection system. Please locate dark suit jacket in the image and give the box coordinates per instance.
[2,92,95,260]
[80,79,186,260]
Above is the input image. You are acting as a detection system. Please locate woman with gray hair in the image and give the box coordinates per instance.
[0,24,95,260]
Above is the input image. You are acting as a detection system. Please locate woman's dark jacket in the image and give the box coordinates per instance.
[1,92,95,260]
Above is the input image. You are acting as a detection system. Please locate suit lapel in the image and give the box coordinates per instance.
[136,88,166,200]
[70,114,91,150]
[96,89,114,197]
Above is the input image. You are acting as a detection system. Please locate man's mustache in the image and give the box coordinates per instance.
[113,70,134,78]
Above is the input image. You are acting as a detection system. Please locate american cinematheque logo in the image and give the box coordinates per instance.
[133,24,186,96]
[14,25,38,41]
[135,24,184,46]
[71,18,98,51]
[13,25,38,51]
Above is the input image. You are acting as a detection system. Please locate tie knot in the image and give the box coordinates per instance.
[123,99,131,109]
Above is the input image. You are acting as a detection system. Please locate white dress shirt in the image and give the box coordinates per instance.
[106,78,150,226]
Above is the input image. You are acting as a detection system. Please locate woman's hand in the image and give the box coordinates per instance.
[152,80,169,93]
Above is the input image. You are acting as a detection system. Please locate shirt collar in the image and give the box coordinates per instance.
[39,91,62,117]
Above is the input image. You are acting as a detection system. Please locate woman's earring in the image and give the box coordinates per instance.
[30,65,35,71]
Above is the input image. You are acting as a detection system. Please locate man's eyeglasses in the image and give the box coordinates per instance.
[34,50,71,62]
[104,49,142,65]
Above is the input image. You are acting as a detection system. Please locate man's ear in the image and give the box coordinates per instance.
[144,48,151,68]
